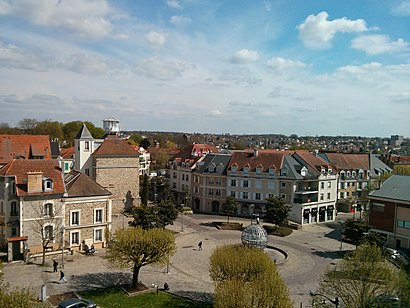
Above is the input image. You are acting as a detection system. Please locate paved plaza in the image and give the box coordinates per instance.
[2,213,355,307]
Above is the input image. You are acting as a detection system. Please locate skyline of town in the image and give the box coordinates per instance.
[0,0,409,136]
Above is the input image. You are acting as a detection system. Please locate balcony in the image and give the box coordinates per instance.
[293,195,318,204]
[295,185,318,193]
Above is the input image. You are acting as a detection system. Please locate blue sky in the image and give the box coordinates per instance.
[0,0,409,137]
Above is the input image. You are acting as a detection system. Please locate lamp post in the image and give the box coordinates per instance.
[339,221,343,251]
[310,291,339,307]
[61,225,65,269]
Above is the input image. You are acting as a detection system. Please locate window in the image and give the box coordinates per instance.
[256,167,262,175]
[242,192,248,199]
[172,183,176,189]
[243,180,249,188]
[255,193,261,200]
[11,227,17,236]
[327,193,331,200]
[281,194,286,199]
[255,180,262,189]
[85,169,90,176]
[216,178,221,185]
[230,179,236,187]
[71,211,80,225]
[268,168,275,176]
[173,172,177,179]
[44,225,54,240]
[95,209,103,223]
[182,174,185,181]
[346,192,350,197]
[231,166,237,174]
[11,181,16,195]
[0,201,3,212]
[208,189,214,196]
[95,229,103,242]
[11,201,18,216]
[320,193,324,201]
[320,182,324,189]
[352,171,356,177]
[185,175,189,182]
[340,182,345,189]
[71,232,79,245]
[328,181,331,188]
[208,165,215,172]
[43,203,53,216]
[268,181,274,190]
[268,193,274,198]
[43,179,53,191]
[243,166,249,175]
[194,175,199,183]
[281,182,286,188]
[340,172,345,180]
[209,178,214,185]
[64,162,70,171]
[215,189,221,196]
[230,191,236,198]
[194,186,199,194]
[340,192,344,199]
[84,141,90,151]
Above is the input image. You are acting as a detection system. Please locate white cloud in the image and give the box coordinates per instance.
[297,11,368,49]
[219,68,262,86]
[392,92,410,104]
[170,15,192,26]
[391,1,410,16]
[0,0,117,39]
[166,0,182,9]
[230,49,259,64]
[60,53,114,75]
[0,42,48,71]
[351,35,409,55]
[134,57,195,80]
[209,110,223,117]
[145,31,166,48]
[266,57,306,71]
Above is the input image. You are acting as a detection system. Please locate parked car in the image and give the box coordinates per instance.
[57,299,96,308]
[384,247,410,267]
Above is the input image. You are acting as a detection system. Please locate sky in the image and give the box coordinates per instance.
[0,0,409,137]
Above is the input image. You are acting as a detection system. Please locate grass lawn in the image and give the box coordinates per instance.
[80,287,212,308]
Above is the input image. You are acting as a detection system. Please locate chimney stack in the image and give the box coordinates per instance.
[27,171,43,193]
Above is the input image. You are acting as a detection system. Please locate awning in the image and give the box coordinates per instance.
[7,236,28,242]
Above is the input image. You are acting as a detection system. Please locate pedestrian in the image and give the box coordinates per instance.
[53,259,58,272]
[198,241,202,251]
[59,270,66,284]
[164,282,169,291]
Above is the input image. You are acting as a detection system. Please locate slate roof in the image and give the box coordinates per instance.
[195,153,231,175]
[293,151,333,174]
[64,170,111,198]
[369,174,410,203]
[0,135,52,164]
[93,137,139,157]
[227,149,291,172]
[0,159,65,196]
[75,123,93,139]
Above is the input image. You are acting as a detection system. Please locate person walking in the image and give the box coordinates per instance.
[198,241,202,251]
[59,270,66,284]
[53,259,58,272]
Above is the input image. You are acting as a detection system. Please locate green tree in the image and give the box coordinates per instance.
[140,174,149,206]
[63,121,83,146]
[139,138,151,149]
[128,133,143,146]
[106,227,176,288]
[210,245,292,308]
[34,120,64,141]
[316,243,409,308]
[264,197,291,228]
[222,196,238,223]
[342,218,369,247]
[84,121,105,139]
[0,123,21,134]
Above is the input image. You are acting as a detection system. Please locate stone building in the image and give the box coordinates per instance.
[92,136,140,214]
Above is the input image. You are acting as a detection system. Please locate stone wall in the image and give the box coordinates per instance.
[94,157,140,214]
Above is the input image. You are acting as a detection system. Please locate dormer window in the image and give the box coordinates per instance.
[243,166,250,175]
[256,166,263,175]
[231,166,237,174]
[208,164,215,173]
[280,168,288,176]
[358,169,364,180]
[321,168,326,174]
[352,171,356,178]
[328,168,332,174]
[43,179,53,192]
[301,166,307,177]
[340,171,345,180]
[347,171,351,177]
[268,167,276,176]
[216,164,223,173]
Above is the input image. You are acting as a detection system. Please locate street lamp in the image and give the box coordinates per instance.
[310,291,339,307]
[61,225,65,269]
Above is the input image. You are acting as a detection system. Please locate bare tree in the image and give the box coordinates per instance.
[28,203,63,266]
[17,118,38,134]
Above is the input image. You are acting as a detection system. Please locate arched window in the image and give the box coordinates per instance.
[43,179,53,192]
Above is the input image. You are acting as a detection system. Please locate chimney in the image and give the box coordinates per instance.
[27,171,43,193]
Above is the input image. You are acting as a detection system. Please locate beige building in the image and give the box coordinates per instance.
[93,136,140,214]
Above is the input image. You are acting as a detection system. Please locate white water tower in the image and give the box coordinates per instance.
[102,117,120,135]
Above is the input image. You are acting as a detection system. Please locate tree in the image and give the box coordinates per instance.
[29,203,63,266]
[264,197,291,228]
[18,118,38,134]
[34,120,64,141]
[106,227,176,288]
[210,245,292,308]
[140,174,149,206]
[84,121,105,139]
[342,218,369,247]
[0,122,21,134]
[316,243,409,308]
[222,197,238,223]
[128,133,143,146]
[62,121,83,146]
[139,138,151,149]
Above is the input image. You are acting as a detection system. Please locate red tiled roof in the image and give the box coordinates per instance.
[129,145,141,153]
[60,147,75,159]
[93,138,139,156]
[324,153,369,170]
[171,144,218,164]
[391,156,410,164]
[0,135,52,164]
[228,149,291,172]
[0,159,65,196]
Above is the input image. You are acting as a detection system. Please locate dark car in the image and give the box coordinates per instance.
[57,299,96,308]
